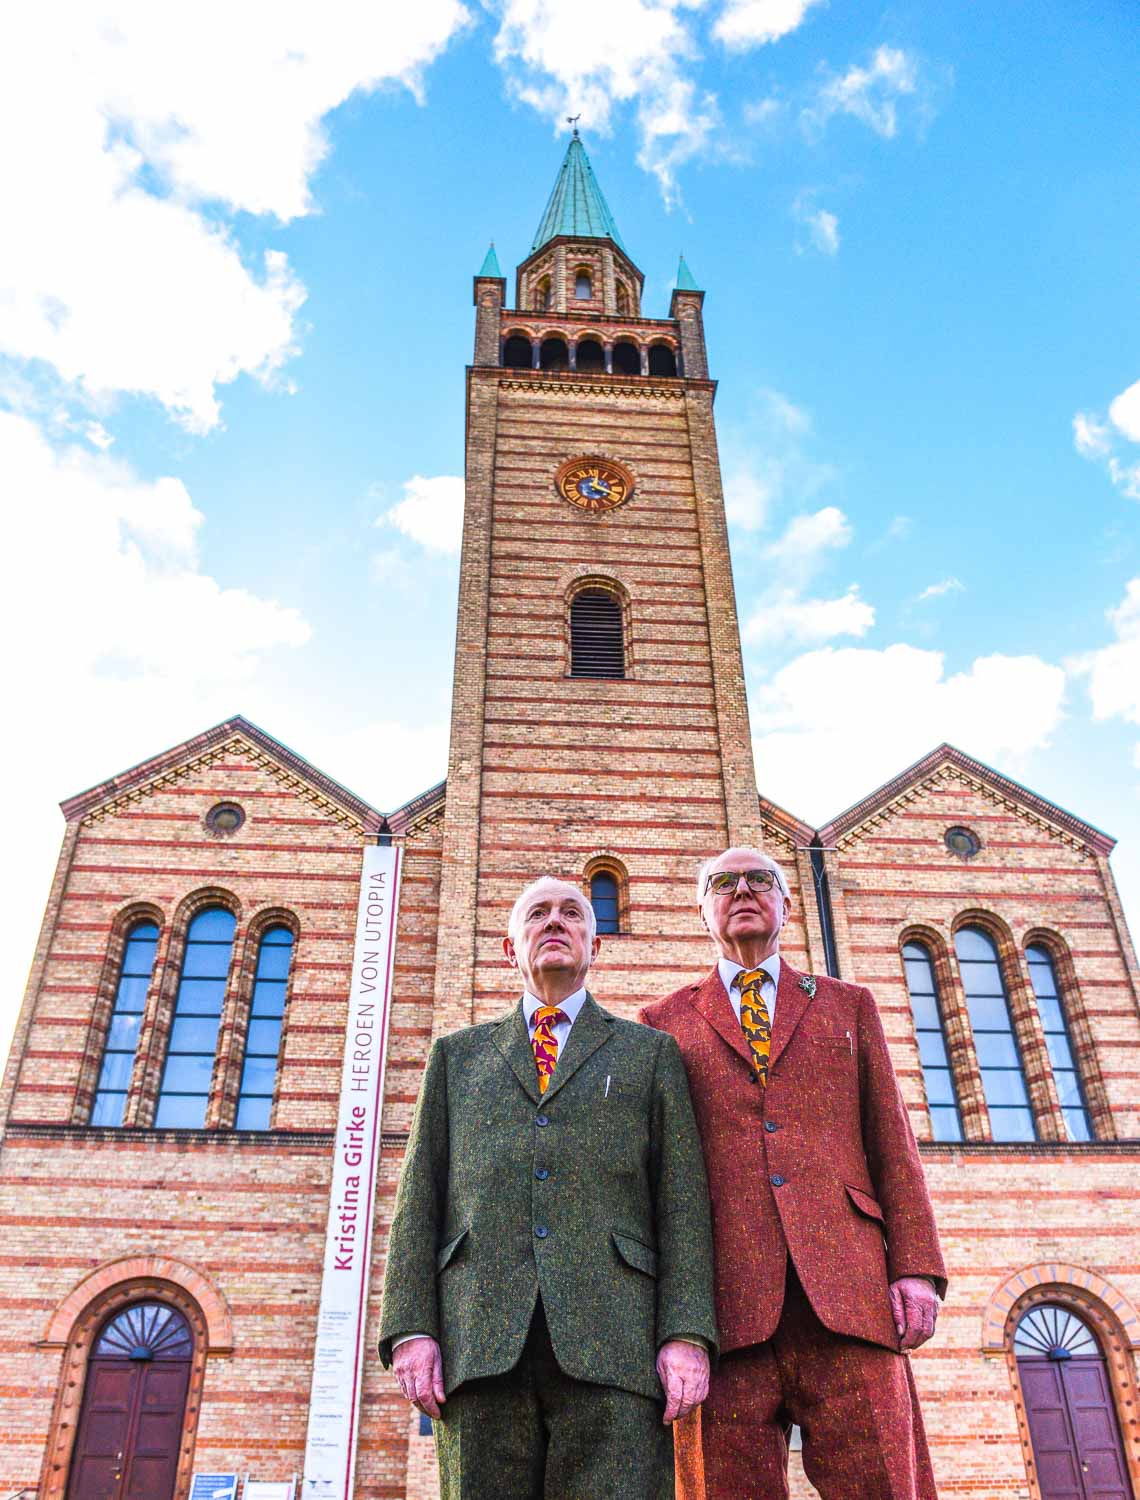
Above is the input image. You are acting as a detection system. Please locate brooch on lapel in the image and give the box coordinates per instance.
[799,974,817,999]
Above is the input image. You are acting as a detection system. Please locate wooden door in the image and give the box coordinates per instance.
[1020,1356,1131,1500]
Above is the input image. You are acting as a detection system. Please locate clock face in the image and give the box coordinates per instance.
[555,457,634,513]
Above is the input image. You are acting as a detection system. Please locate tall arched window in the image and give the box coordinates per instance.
[901,941,963,1141]
[612,340,640,376]
[1026,944,1093,1141]
[575,270,592,299]
[236,926,294,1129]
[576,338,605,373]
[503,334,532,369]
[590,871,620,935]
[91,920,159,1126]
[537,276,552,311]
[616,283,630,315]
[540,336,569,372]
[955,926,1035,1141]
[155,907,235,1128]
[570,589,624,678]
[647,342,677,377]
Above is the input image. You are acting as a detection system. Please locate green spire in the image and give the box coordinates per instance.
[531,133,626,254]
[478,242,503,278]
[675,253,699,291]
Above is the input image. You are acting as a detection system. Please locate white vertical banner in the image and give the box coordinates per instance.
[303,843,403,1498]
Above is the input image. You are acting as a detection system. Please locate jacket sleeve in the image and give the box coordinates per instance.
[857,985,948,1298]
[377,1037,449,1365]
[649,1030,719,1354]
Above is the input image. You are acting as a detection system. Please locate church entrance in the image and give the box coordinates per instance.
[66,1302,193,1500]
[1015,1305,1131,1500]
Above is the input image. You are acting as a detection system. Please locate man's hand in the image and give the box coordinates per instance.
[656,1339,710,1425]
[392,1335,446,1419]
[889,1277,939,1350]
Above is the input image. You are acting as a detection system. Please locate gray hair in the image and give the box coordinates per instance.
[695,848,790,907]
[508,876,598,944]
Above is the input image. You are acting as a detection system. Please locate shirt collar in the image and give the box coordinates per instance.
[523,986,589,1028]
[718,952,780,996]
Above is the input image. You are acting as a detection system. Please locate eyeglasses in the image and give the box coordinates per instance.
[704,868,780,896]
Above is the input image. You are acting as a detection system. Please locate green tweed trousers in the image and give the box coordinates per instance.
[433,1301,674,1500]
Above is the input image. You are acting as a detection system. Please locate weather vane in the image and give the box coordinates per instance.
[567,113,581,136]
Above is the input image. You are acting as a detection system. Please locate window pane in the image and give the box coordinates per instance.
[122,938,158,975]
[1036,995,1065,1034]
[182,943,233,980]
[251,980,286,1018]
[909,992,941,1032]
[959,961,1006,998]
[1063,1108,1092,1142]
[966,994,1015,1033]
[169,1016,221,1054]
[982,1069,1030,1107]
[91,1092,127,1127]
[188,909,236,942]
[236,1096,272,1130]
[917,1031,950,1069]
[246,1018,282,1056]
[240,1056,278,1097]
[924,1070,957,1106]
[113,976,151,1013]
[990,1106,1036,1142]
[154,1094,208,1129]
[929,1105,963,1142]
[1045,1034,1075,1073]
[904,957,935,992]
[974,1032,1022,1069]
[174,978,226,1015]
[96,1051,135,1093]
[256,942,293,980]
[162,1054,215,1094]
[955,928,998,962]
[1055,1071,1085,1108]
[261,926,293,946]
[106,1013,143,1051]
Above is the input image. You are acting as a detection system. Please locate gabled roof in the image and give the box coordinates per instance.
[61,715,386,834]
[477,242,503,278]
[386,779,446,838]
[531,134,627,255]
[815,743,1115,855]
[759,796,816,852]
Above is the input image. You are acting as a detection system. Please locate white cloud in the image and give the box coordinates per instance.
[1073,381,1140,501]
[382,474,466,553]
[745,585,874,645]
[765,505,852,567]
[793,194,840,255]
[804,45,919,140]
[0,2,469,428]
[302,720,451,815]
[721,389,834,533]
[916,576,964,602]
[753,644,1066,823]
[1071,578,1140,735]
[490,0,718,205]
[714,0,822,50]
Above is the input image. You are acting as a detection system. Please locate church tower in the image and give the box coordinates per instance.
[432,132,774,1037]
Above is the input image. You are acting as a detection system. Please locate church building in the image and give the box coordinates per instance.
[2,135,1138,1500]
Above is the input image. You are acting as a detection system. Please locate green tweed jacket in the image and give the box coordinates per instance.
[378,993,717,1401]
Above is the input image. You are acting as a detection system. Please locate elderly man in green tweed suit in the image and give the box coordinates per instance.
[379,875,717,1499]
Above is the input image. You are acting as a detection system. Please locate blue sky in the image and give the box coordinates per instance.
[1,0,1138,1047]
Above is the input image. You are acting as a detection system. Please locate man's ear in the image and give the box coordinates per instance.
[503,935,518,967]
[590,935,602,963]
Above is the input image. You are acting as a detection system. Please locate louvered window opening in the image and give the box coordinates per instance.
[571,590,624,678]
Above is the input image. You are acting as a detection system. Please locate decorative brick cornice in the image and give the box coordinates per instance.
[816,743,1115,857]
[60,714,384,835]
[494,373,693,400]
[387,779,447,840]
[759,796,816,852]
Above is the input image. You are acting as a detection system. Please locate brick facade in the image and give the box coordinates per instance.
[1,168,1138,1500]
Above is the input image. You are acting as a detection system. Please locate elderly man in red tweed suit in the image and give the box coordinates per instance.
[640,846,946,1500]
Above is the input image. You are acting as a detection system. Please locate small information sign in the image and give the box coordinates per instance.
[189,1477,238,1500]
[244,1485,295,1500]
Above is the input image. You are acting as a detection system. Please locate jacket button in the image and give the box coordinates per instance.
[764,1120,778,1133]
[534,1224,549,1238]
[535,1167,550,1180]
[771,1174,785,1187]
[536,1114,549,1127]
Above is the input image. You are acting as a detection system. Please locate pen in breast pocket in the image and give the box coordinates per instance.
[605,1075,611,1098]
[846,1030,852,1054]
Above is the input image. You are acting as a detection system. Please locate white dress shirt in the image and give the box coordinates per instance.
[717,952,780,1027]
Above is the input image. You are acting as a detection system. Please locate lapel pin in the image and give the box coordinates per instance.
[799,974,817,999]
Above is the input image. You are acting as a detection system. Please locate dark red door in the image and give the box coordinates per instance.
[67,1303,193,1500]
[1020,1356,1131,1500]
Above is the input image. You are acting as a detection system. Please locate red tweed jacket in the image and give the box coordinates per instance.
[639,961,947,1353]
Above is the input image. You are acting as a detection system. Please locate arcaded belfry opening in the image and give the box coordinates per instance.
[570,588,625,678]
[612,340,640,375]
[503,334,532,369]
[648,341,677,377]
[576,338,605,373]
[540,336,569,372]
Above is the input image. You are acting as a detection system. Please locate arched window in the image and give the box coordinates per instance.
[1026,944,1093,1141]
[1014,1304,1131,1492]
[576,338,605,373]
[155,907,235,1128]
[236,926,294,1130]
[570,589,624,678]
[575,270,592,299]
[612,340,640,376]
[955,926,1035,1141]
[503,334,532,369]
[647,342,677,377]
[590,871,621,935]
[536,276,552,311]
[616,282,630,315]
[540,336,569,372]
[91,920,159,1126]
[901,941,963,1141]
[69,1302,194,1498]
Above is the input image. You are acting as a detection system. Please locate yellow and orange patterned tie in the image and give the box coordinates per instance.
[532,1005,569,1094]
[734,969,773,1086]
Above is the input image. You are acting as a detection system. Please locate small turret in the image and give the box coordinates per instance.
[473,241,506,366]
[670,254,708,380]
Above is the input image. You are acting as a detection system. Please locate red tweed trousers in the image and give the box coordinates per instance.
[676,1263,938,1500]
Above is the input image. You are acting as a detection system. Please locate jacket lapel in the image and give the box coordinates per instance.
[770,961,814,1068]
[490,1001,542,1104]
[689,967,754,1072]
[541,993,613,1105]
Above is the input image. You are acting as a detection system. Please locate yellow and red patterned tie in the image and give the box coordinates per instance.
[734,969,773,1086]
[532,1005,569,1094]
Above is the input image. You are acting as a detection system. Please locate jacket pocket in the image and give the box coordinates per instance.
[612,1230,658,1278]
[436,1226,469,1272]
[845,1185,884,1223]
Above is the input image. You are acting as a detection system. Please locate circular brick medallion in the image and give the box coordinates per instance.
[204,801,245,836]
